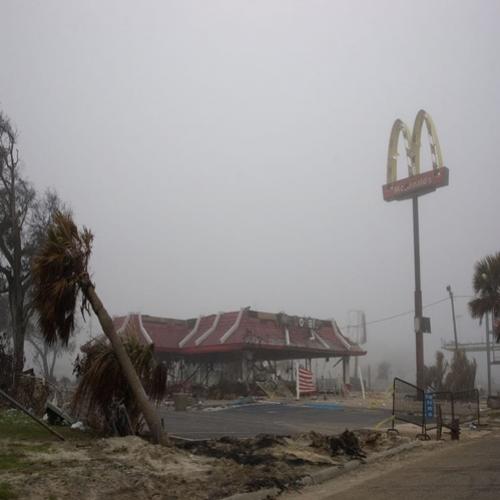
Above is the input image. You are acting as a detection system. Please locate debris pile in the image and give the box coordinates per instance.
[180,430,374,468]
[307,430,367,459]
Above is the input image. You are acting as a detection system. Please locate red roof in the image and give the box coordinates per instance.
[112,309,366,360]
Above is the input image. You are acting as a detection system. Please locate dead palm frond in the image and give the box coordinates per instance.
[73,333,167,427]
[31,210,92,345]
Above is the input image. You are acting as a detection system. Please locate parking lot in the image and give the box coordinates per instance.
[160,402,391,440]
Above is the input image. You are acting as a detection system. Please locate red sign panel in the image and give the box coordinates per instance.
[383,167,449,202]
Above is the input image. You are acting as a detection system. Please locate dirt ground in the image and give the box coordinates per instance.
[1,406,493,500]
[0,409,408,500]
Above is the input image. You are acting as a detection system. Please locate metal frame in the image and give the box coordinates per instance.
[391,378,480,438]
[391,377,427,437]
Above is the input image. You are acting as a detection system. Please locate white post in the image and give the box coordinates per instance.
[342,356,351,385]
[358,364,366,400]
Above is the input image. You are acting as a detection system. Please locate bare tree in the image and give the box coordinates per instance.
[0,112,33,389]
[0,110,66,390]
[26,326,76,383]
[0,293,8,335]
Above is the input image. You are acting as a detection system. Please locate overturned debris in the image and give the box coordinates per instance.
[46,401,75,426]
[0,388,64,441]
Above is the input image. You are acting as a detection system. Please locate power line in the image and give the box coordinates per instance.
[341,295,473,330]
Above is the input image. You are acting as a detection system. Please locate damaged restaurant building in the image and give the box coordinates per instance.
[112,308,366,394]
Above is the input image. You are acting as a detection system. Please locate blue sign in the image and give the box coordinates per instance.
[424,392,434,419]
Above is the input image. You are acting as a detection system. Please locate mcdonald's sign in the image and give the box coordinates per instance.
[383,110,449,202]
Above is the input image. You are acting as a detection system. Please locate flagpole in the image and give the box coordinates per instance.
[296,361,300,400]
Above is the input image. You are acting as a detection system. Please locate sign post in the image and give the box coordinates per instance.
[424,392,434,420]
[383,110,448,389]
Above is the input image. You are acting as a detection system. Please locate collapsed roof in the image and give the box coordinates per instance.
[112,309,366,362]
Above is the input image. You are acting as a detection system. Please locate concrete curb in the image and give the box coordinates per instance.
[298,440,421,487]
[220,440,423,500]
[365,440,421,463]
[299,459,361,486]
[221,488,280,500]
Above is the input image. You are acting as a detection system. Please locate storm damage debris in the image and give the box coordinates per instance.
[0,408,410,500]
[46,401,75,427]
[178,429,370,467]
[308,429,367,459]
[179,434,292,466]
[72,334,167,435]
[0,388,65,440]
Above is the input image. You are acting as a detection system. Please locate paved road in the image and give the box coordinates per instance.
[159,403,390,439]
[287,433,500,500]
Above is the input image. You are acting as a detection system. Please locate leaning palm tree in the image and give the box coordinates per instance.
[468,252,500,342]
[31,211,168,444]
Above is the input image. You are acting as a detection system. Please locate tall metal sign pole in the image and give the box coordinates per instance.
[412,195,424,389]
[383,110,449,389]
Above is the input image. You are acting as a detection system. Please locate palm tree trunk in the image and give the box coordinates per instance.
[83,282,168,445]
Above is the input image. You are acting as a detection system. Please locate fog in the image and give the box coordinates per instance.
[2,1,500,385]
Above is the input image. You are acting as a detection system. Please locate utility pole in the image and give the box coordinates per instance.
[446,285,459,350]
[486,312,492,397]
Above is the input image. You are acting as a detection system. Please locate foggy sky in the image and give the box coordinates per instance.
[2,0,500,381]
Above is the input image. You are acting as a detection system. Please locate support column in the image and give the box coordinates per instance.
[241,353,248,382]
[342,356,351,385]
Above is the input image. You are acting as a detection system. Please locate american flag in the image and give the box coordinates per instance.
[297,366,316,397]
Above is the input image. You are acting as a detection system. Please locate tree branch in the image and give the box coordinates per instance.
[0,263,11,278]
[26,336,45,358]
[49,348,58,380]
[0,234,14,267]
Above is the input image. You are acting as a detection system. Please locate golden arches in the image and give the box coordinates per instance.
[386,110,444,184]
[387,119,413,184]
